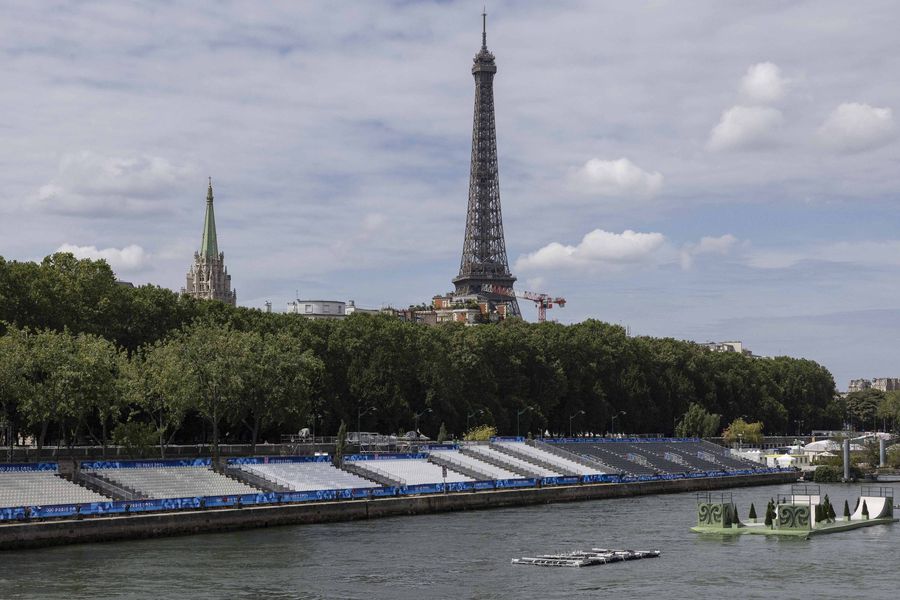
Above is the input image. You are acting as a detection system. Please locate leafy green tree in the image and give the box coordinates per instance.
[846,389,884,431]
[722,418,764,445]
[228,330,324,452]
[0,328,32,458]
[176,323,245,459]
[464,425,497,441]
[877,391,900,432]
[334,420,348,466]
[675,403,721,438]
[123,342,192,458]
[748,503,757,521]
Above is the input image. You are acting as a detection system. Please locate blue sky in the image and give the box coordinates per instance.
[2,1,900,388]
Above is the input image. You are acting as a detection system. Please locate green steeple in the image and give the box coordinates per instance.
[200,177,218,258]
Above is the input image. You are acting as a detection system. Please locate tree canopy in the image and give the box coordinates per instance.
[0,253,840,455]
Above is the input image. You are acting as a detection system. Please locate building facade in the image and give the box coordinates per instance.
[182,179,237,306]
[286,299,347,319]
[848,378,900,393]
[703,341,753,356]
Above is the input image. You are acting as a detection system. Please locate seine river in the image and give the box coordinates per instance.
[2,482,897,599]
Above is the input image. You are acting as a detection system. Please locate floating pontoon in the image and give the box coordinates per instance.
[512,548,660,567]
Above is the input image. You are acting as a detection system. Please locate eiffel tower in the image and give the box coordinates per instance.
[451,12,521,317]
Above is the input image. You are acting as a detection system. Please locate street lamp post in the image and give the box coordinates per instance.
[610,411,626,435]
[414,408,432,435]
[569,410,585,437]
[466,409,484,431]
[357,405,376,451]
[517,406,534,438]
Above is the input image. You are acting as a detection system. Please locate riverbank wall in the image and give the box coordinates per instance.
[0,471,797,550]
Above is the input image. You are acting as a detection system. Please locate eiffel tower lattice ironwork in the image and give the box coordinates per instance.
[452,12,521,317]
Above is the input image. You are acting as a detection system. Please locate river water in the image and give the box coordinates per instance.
[1,482,897,599]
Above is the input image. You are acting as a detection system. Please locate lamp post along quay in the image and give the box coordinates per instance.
[610,411,626,435]
[467,409,484,431]
[357,406,376,451]
[414,408,432,435]
[517,406,534,438]
[569,410,585,437]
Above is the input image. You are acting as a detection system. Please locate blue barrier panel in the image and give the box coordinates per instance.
[545,437,703,444]
[344,453,428,462]
[0,462,57,472]
[0,507,26,521]
[495,478,536,489]
[399,483,443,495]
[227,455,329,465]
[446,481,474,493]
[490,436,525,443]
[419,444,459,451]
[706,470,726,477]
[370,486,398,498]
[581,474,620,484]
[81,458,211,470]
[687,472,708,479]
[473,480,495,490]
[280,489,342,503]
[541,476,579,486]
[30,504,80,519]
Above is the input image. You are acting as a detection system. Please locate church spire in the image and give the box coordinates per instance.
[200,177,218,258]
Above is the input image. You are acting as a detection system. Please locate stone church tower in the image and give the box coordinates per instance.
[182,178,237,306]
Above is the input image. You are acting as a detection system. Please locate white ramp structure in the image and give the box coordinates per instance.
[850,494,893,521]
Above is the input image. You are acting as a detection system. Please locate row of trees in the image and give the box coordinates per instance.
[0,253,842,458]
[834,388,900,432]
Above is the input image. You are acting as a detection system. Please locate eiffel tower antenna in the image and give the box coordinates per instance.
[452,12,520,316]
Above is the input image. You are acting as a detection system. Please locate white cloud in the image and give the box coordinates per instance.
[568,158,663,198]
[680,234,739,269]
[516,229,667,272]
[29,151,193,215]
[56,243,150,273]
[708,105,784,151]
[818,102,895,152]
[740,62,788,104]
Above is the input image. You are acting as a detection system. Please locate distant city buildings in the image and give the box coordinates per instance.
[182,179,237,306]
[286,299,380,320]
[847,378,900,393]
[702,341,753,357]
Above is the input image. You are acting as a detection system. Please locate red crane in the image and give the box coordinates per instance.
[480,284,566,323]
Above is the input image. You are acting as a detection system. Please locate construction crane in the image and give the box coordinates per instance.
[480,284,566,323]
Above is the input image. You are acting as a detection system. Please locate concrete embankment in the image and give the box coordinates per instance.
[0,471,797,550]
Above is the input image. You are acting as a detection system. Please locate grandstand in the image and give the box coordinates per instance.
[548,439,764,476]
[461,444,561,477]
[86,465,260,499]
[494,441,606,476]
[428,449,520,480]
[0,440,784,524]
[347,457,473,486]
[237,461,378,492]
[0,469,108,508]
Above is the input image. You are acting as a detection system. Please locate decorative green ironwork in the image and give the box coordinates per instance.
[778,505,811,529]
